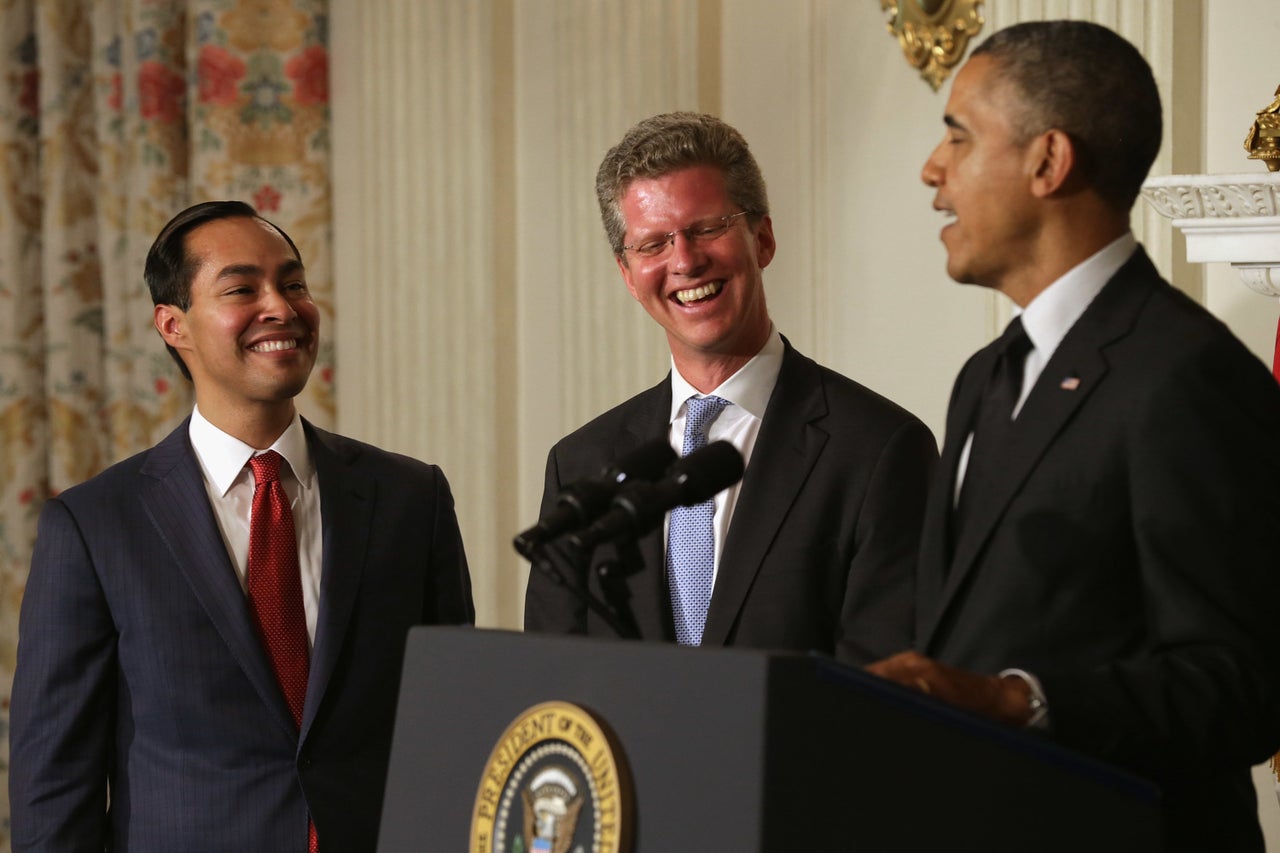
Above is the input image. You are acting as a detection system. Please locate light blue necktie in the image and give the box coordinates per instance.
[668,395,730,646]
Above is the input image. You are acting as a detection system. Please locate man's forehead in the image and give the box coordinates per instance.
[188,217,293,254]
[211,258,305,281]
[187,219,300,279]
[620,165,729,212]
[947,56,1020,125]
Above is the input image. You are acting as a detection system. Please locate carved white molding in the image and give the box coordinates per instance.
[1236,264,1280,299]
[1141,173,1280,291]
[1141,174,1280,220]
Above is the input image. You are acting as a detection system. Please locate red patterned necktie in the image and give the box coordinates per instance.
[246,450,318,852]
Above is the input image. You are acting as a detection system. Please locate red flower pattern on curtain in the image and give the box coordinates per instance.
[0,4,334,848]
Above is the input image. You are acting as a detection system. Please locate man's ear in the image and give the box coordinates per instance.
[154,304,187,349]
[1028,129,1076,198]
[753,215,776,270]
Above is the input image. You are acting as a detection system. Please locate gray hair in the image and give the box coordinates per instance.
[595,112,770,256]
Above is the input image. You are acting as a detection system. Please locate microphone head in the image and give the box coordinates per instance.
[512,438,676,559]
[668,440,744,505]
[565,441,744,551]
[602,437,677,486]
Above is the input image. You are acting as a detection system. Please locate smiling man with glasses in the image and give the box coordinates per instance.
[524,111,937,665]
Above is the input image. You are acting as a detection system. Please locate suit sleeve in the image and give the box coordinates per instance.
[10,498,115,852]
[523,445,588,633]
[425,466,475,625]
[1039,338,1280,775]
[837,418,937,665]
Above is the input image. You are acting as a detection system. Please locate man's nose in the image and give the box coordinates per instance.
[921,143,945,188]
[258,286,298,321]
[668,230,708,275]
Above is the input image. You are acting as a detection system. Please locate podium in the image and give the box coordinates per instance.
[378,627,1160,851]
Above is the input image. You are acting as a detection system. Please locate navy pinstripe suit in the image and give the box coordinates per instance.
[9,418,474,852]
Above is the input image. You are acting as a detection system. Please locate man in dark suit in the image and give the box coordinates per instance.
[867,21,1280,849]
[524,112,936,664]
[9,201,474,852]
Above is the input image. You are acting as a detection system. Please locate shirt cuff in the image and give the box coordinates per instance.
[999,667,1050,730]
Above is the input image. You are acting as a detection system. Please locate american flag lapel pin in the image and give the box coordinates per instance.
[1060,376,1081,391]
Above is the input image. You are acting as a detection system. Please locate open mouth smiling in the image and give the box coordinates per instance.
[673,280,723,305]
[248,338,300,353]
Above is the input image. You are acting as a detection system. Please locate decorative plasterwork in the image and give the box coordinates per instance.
[1244,84,1280,172]
[881,0,984,91]
[1141,174,1280,220]
[1235,264,1280,299]
[1140,174,1280,293]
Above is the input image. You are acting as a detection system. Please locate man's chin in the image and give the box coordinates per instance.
[259,370,314,403]
[945,260,985,287]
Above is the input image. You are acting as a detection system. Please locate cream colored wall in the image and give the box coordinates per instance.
[331,0,1279,837]
[331,0,1207,626]
[1198,2,1280,842]
[1202,1,1280,363]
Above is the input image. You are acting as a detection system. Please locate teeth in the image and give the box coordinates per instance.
[249,339,298,353]
[675,281,722,304]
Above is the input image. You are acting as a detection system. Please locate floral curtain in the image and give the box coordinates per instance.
[0,1,333,846]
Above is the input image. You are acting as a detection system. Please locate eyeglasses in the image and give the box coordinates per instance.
[622,211,752,259]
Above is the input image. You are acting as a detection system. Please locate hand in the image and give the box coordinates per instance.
[866,650,1034,728]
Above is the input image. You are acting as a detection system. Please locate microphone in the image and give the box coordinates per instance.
[513,438,677,557]
[565,440,744,551]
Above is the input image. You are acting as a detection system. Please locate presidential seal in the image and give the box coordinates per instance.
[470,701,632,853]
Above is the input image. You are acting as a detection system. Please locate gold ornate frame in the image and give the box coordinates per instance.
[881,0,985,91]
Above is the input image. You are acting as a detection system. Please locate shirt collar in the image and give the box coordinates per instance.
[188,406,315,497]
[1019,232,1137,361]
[668,327,784,422]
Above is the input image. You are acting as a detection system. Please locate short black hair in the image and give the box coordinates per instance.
[144,200,301,379]
[972,20,1162,211]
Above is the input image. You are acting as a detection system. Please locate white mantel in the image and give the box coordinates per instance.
[1141,173,1280,297]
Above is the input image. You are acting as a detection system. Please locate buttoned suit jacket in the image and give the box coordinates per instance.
[524,339,937,665]
[917,248,1280,850]
[10,418,474,853]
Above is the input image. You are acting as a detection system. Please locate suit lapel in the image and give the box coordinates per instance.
[924,251,1161,647]
[942,344,1108,591]
[302,421,376,740]
[613,382,676,640]
[915,354,989,632]
[702,343,827,646]
[139,421,299,738]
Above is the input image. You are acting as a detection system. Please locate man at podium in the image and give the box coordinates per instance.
[868,21,1280,851]
[524,112,937,665]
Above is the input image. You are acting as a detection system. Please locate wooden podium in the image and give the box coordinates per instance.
[378,627,1160,852]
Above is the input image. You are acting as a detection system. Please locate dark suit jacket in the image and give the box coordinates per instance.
[9,418,474,853]
[918,249,1280,850]
[524,339,937,665]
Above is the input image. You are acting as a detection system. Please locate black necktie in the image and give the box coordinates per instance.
[954,317,1032,539]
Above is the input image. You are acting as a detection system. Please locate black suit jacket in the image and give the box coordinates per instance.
[918,249,1280,850]
[10,418,474,852]
[524,339,937,665]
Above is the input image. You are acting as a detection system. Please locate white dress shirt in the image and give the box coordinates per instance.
[188,407,324,645]
[667,327,785,584]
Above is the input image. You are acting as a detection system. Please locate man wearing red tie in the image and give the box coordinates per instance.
[10,201,475,852]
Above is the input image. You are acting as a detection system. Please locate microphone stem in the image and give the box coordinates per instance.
[528,539,638,640]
